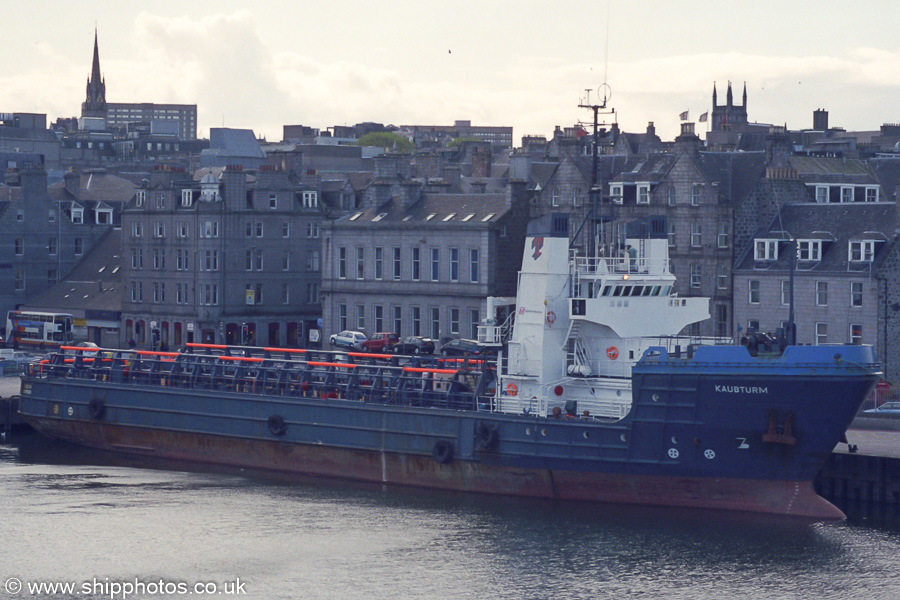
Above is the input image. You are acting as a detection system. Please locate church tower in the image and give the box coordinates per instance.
[81,28,107,120]
[710,81,748,132]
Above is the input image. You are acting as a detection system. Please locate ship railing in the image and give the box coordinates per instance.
[569,255,670,278]
[29,344,499,413]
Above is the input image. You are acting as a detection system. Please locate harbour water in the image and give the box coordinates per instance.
[2,432,900,600]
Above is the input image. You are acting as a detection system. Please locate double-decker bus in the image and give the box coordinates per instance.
[6,311,74,349]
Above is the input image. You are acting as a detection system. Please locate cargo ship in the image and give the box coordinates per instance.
[17,214,880,518]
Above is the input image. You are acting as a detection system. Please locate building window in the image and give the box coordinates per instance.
[393,247,401,281]
[797,240,822,261]
[202,250,219,271]
[282,223,290,238]
[246,222,253,238]
[450,248,460,282]
[748,280,760,304]
[182,189,193,207]
[306,222,319,238]
[131,248,143,269]
[841,186,854,203]
[431,307,440,339]
[411,306,421,336]
[130,281,142,302]
[306,282,318,303]
[848,240,875,262]
[156,192,166,209]
[715,304,728,337]
[637,183,650,204]
[302,191,318,209]
[690,263,701,288]
[282,250,290,271]
[200,284,218,305]
[357,304,366,330]
[551,187,560,207]
[269,193,277,210]
[668,223,676,248]
[374,247,383,280]
[755,239,778,261]
[815,186,828,203]
[816,322,828,345]
[256,222,263,238]
[781,280,790,305]
[690,222,702,248]
[48,237,57,256]
[339,304,348,331]
[573,187,583,207]
[374,305,384,333]
[177,222,188,238]
[691,185,701,206]
[717,223,729,248]
[356,247,365,280]
[431,248,440,281]
[816,281,828,306]
[609,183,623,204]
[716,264,727,289]
[393,305,402,336]
[307,250,320,272]
[14,238,23,257]
[449,308,460,336]
[470,249,479,283]
[245,250,254,271]
[850,324,863,345]
[667,187,676,206]
[154,221,165,238]
[14,269,24,291]
[338,247,347,279]
[748,319,759,332]
[176,283,186,304]
[866,187,879,203]
[412,247,421,281]
[135,190,146,207]
[153,282,165,303]
[201,221,218,238]
[850,281,863,307]
[153,248,165,270]
[469,308,480,339]
[71,208,83,224]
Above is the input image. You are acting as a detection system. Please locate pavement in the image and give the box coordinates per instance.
[836,427,900,458]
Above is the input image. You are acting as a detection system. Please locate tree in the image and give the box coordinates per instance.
[356,132,414,153]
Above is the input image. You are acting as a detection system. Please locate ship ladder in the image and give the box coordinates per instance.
[564,320,592,376]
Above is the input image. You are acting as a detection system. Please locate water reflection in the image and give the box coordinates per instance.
[3,432,900,600]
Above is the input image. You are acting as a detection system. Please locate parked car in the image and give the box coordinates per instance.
[361,332,400,353]
[330,330,367,350]
[440,338,494,357]
[864,402,900,414]
[392,336,435,355]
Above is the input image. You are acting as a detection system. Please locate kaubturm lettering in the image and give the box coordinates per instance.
[714,385,769,394]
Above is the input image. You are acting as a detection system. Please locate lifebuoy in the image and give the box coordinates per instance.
[506,383,518,396]
[607,346,619,360]
[267,414,288,437]
[432,440,454,464]
[475,422,500,450]
[546,310,556,324]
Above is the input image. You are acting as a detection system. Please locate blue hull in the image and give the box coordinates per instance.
[17,343,879,518]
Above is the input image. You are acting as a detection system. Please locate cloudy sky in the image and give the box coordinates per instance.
[3,1,900,143]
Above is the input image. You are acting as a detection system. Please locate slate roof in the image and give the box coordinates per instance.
[735,203,899,272]
[337,193,510,227]
[202,128,266,159]
[696,152,768,205]
[48,169,135,203]
[788,156,878,185]
[23,228,123,313]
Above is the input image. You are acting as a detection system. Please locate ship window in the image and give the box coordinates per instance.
[602,286,613,296]
[612,285,623,296]
[642,286,653,296]
[661,286,672,296]
[649,286,660,296]
[632,286,644,296]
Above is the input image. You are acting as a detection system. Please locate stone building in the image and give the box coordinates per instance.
[320,185,529,344]
[120,164,328,349]
[0,166,131,322]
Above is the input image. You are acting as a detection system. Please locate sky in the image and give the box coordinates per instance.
[3,1,900,143]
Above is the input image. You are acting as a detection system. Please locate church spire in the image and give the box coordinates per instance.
[712,82,717,106]
[82,27,107,119]
[726,81,733,107]
[742,81,747,107]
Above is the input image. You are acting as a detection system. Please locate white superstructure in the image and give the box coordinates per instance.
[483,214,710,420]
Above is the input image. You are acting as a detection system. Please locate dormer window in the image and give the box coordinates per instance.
[866,186,879,202]
[849,240,876,262]
[609,183,623,204]
[815,186,828,203]
[636,183,651,205]
[71,207,84,224]
[796,240,822,262]
[754,239,779,261]
[841,186,854,203]
[156,192,166,209]
[302,191,318,209]
[135,190,146,207]
[95,207,112,225]
[181,189,193,207]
